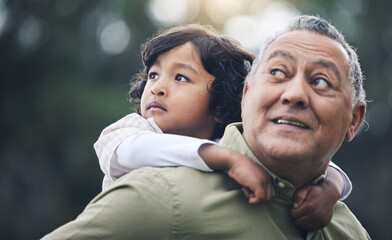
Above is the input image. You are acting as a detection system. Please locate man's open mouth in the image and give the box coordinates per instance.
[274,119,309,129]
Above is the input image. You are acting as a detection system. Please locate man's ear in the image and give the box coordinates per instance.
[346,101,366,141]
[241,81,250,119]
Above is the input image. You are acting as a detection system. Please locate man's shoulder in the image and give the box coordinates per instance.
[117,166,230,190]
[120,166,213,178]
[110,167,238,206]
[322,201,370,239]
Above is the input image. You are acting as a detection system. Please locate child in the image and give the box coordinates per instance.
[94,24,351,230]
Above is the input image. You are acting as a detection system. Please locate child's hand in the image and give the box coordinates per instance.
[199,144,275,204]
[291,179,341,231]
[227,151,275,204]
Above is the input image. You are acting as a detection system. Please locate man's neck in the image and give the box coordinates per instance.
[259,155,328,189]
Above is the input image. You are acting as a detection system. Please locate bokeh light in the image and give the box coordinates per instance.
[223,1,300,52]
[223,15,259,51]
[98,19,131,55]
[147,0,199,27]
[0,0,8,37]
[206,0,246,24]
[17,16,48,51]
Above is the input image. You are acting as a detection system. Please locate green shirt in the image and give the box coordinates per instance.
[42,123,370,239]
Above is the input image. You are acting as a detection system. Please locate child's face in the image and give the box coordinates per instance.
[140,42,217,139]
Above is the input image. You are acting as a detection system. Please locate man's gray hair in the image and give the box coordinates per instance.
[246,15,366,104]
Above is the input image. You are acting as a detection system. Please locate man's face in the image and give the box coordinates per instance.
[241,30,365,170]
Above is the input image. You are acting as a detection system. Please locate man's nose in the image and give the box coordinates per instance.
[151,78,168,96]
[280,75,309,108]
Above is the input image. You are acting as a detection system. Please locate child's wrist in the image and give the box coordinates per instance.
[223,148,237,172]
[199,144,234,171]
[325,167,344,199]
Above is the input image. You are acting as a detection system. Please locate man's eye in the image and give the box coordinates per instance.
[148,72,158,80]
[271,69,286,79]
[312,78,330,89]
[175,74,189,82]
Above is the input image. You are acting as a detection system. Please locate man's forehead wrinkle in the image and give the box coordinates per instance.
[265,35,346,83]
[267,50,296,62]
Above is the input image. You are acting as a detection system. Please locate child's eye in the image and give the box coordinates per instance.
[312,78,330,90]
[148,72,159,80]
[175,74,189,82]
[271,69,286,79]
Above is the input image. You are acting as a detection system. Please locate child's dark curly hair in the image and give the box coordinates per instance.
[129,24,255,140]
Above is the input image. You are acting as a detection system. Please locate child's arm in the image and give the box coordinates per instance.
[290,164,350,231]
[112,131,274,203]
[112,131,215,175]
[328,161,352,200]
[198,143,275,203]
[94,113,163,190]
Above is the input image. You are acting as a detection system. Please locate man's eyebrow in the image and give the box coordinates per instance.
[267,50,296,61]
[313,60,342,82]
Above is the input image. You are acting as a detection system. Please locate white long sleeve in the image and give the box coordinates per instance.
[329,161,352,200]
[110,131,215,180]
[94,113,164,190]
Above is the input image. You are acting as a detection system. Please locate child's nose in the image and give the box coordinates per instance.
[151,80,167,96]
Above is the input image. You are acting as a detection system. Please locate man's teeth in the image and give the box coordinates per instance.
[276,119,307,128]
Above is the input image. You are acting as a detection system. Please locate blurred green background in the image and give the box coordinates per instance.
[1,0,391,239]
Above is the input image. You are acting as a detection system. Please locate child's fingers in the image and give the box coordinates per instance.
[248,184,275,204]
[243,179,276,204]
[292,204,330,231]
[242,187,255,200]
[290,203,308,219]
[291,207,321,231]
[242,187,250,198]
[291,196,319,219]
[292,185,311,208]
[245,186,267,204]
[266,184,276,200]
[292,214,322,231]
[243,186,263,204]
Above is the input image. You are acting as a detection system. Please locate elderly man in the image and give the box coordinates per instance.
[43,15,370,239]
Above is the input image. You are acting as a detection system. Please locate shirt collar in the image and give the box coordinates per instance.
[219,123,326,202]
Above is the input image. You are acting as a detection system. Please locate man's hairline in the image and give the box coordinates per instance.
[245,29,360,106]
[265,49,343,84]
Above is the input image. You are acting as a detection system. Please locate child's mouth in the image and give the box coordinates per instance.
[148,101,167,112]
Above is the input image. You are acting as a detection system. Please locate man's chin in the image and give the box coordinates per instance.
[265,143,312,163]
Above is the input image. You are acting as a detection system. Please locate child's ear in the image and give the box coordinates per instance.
[345,101,366,141]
